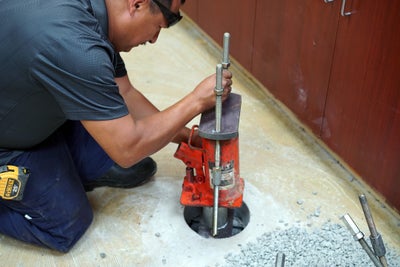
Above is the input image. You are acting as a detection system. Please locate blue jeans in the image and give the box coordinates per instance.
[0,121,113,252]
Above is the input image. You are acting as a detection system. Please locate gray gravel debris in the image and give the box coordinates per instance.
[222,222,400,267]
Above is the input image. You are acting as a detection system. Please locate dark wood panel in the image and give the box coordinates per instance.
[181,0,198,22]
[196,0,257,70]
[252,0,340,135]
[323,0,400,209]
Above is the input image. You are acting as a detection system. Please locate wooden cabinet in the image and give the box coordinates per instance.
[183,0,257,71]
[182,0,400,211]
[252,0,340,135]
[323,0,400,207]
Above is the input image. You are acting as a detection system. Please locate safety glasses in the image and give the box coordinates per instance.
[152,0,183,27]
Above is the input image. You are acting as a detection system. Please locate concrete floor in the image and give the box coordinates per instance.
[1,17,399,267]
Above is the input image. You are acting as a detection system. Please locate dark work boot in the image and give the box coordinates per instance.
[83,157,157,191]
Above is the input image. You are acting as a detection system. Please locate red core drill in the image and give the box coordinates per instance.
[174,33,245,237]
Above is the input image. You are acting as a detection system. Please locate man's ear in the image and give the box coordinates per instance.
[129,0,147,14]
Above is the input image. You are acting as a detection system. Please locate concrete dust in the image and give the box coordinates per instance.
[222,221,400,267]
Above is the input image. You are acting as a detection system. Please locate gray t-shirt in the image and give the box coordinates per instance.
[0,0,128,156]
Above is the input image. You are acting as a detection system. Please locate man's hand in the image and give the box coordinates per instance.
[192,69,233,112]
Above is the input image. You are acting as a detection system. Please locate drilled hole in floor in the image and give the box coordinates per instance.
[183,202,250,238]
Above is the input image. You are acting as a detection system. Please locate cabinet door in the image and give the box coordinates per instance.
[252,0,340,135]
[195,0,257,71]
[322,0,400,208]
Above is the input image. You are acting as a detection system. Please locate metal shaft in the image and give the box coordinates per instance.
[212,64,223,236]
[359,194,388,267]
[222,32,231,69]
[359,238,383,267]
[341,213,383,267]
[212,33,231,237]
[275,252,286,267]
[203,206,228,231]
[215,64,223,132]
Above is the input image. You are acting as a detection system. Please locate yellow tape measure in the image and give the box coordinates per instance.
[0,165,30,201]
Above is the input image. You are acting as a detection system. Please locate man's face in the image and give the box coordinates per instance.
[113,0,182,52]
